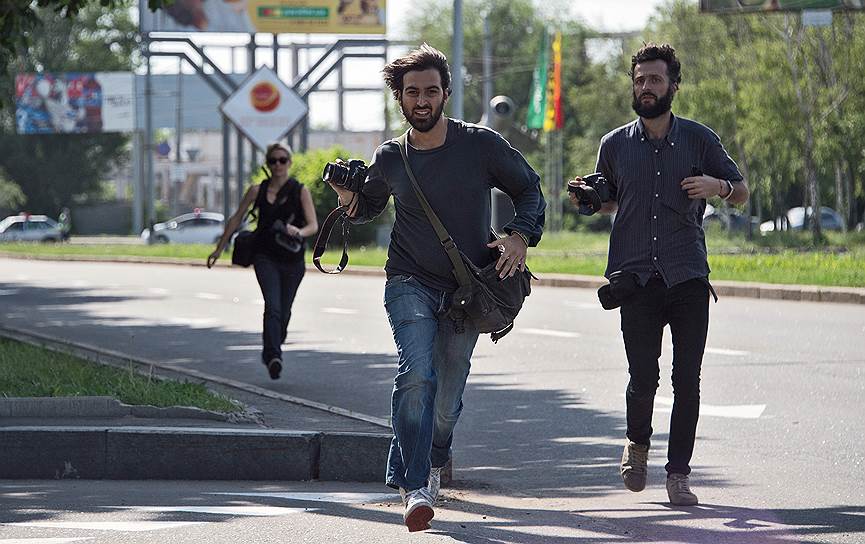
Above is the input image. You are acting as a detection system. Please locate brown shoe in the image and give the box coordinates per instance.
[666,473,699,506]
[620,440,649,492]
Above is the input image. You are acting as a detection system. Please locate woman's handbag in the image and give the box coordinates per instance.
[231,188,262,268]
[395,132,536,342]
[231,230,257,267]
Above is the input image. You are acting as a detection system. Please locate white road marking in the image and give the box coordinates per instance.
[517,328,581,338]
[705,347,749,357]
[206,492,399,504]
[194,292,222,300]
[3,521,202,532]
[111,505,308,517]
[225,345,262,351]
[165,317,218,328]
[321,308,359,315]
[563,301,602,310]
[0,539,93,543]
[655,396,766,419]
[0,289,19,295]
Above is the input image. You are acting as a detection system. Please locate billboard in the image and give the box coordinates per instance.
[15,72,134,135]
[700,0,865,13]
[139,0,386,34]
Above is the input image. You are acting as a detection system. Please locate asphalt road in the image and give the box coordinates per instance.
[1,257,863,543]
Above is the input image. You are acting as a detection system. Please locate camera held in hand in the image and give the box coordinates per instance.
[322,159,368,193]
[568,172,611,216]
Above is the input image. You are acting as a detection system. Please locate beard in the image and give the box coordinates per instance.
[632,86,675,119]
[400,99,445,132]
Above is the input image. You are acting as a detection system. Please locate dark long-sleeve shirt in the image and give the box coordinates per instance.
[351,118,546,292]
[596,114,743,287]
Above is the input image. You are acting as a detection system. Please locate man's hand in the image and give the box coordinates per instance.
[487,233,528,279]
[567,177,585,209]
[681,175,724,200]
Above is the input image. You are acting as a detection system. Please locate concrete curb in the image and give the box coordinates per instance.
[2,252,863,304]
[0,396,231,421]
[0,426,389,481]
[0,327,393,482]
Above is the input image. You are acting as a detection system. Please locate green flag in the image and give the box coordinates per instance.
[527,31,549,130]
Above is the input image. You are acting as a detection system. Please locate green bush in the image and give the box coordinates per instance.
[288,146,393,246]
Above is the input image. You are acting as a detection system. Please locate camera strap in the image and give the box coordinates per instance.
[312,202,351,274]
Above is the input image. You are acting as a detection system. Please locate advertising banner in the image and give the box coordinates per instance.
[220,66,308,152]
[700,0,864,13]
[15,72,134,135]
[140,0,386,34]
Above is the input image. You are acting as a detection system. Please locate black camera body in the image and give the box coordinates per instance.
[322,159,368,193]
[568,172,611,216]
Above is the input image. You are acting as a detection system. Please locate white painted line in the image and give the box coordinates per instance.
[195,292,222,300]
[705,347,749,357]
[655,396,766,419]
[165,317,218,328]
[517,328,581,338]
[111,505,308,517]
[0,289,19,296]
[207,492,399,504]
[563,301,602,310]
[321,308,359,315]
[225,345,261,351]
[0,539,94,543]
[3,521,202,532]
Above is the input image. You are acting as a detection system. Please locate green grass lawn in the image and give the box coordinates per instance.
[0,338,240,412]
[2,229,864,287]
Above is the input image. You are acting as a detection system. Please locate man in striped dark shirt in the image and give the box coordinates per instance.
[569,43,749,506]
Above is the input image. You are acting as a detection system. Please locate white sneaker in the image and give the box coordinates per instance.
[427,466,443,502]
[399,487,434,532]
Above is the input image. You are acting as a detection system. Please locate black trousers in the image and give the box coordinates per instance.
[253,253,305,364]
[619,276,710,476]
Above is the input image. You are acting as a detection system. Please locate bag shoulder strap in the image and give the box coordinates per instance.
[395,131,473,288]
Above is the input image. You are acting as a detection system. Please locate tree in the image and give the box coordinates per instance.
[0,0,138,216]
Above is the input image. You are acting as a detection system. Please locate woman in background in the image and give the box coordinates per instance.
[207,142,318,380]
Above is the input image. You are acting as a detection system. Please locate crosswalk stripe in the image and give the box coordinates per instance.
[3,521,202,532]
[206,491,399,504]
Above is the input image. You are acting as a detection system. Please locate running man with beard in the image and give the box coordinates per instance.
[568,43,749,506]
[326,43,545,531]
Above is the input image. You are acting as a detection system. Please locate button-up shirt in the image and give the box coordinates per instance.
[595,114,743,287]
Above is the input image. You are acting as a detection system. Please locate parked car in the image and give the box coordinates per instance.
[0,214,69,242]
[140,210,226,244]
[702,203,759,232]
[759,206,844,234]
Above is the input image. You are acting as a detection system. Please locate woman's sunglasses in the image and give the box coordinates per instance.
[267,156,289,165]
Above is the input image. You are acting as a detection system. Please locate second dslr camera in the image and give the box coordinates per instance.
[322,159,367,193]
[568,173,611,216]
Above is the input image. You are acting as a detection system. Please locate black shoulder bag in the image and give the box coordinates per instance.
[395,132,535,343]
[231,178,265,267]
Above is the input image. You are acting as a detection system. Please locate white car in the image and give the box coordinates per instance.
[759,206,844,234]
[0,215,68,242]
[141,211,226,244]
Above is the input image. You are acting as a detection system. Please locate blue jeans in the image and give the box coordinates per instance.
[253,254,305,364]
[383,275,480,492]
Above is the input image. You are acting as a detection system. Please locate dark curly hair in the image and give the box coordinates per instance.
[629,43,682,85]
[382,43,451,100]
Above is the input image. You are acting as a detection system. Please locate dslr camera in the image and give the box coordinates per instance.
[322,159,367,193]
[568,172,611,216]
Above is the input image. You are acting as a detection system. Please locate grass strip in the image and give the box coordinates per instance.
[0,338,240,412]
[2,234,864,287]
